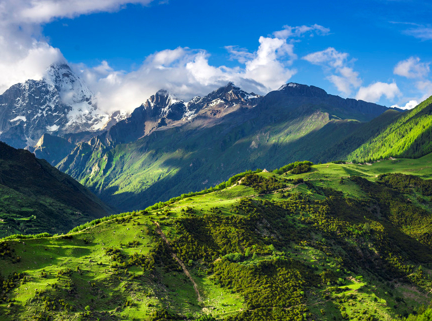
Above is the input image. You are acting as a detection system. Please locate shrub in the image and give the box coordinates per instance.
[273,161,313,175]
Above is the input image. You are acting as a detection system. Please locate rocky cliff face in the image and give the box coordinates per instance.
[0,63,112,149]
[97,82,261,146]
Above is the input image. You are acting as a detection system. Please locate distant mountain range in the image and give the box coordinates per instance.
[7,63,432,212]
[3,63,432,321]
[46,80,397,211]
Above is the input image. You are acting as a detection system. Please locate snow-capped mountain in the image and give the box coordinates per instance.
[141,82,260,121]
[97,82,261,146]
[0,63,113,149]
[142,89,188,121]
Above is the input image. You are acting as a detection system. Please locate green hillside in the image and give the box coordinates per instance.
[348,96,432,161]
[59,108,365,212]
[2,155,432,320]
[0,142,113,238]
[53,83,397,213]
[317,109,403,162]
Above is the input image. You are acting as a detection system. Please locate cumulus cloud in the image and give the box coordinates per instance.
[79,38,299,113]
[0,1,329,114]
[0,0,155,94]
[0,0,154,25]
[416,80,432,101]
[303,48,361,95]
[0,42,64,93]
[88,25,335,113]
[392,56,432,106]
[356,82,401,103]
[394,57,430,79]
[391,100,419,110]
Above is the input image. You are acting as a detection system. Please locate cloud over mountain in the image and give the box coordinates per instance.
[0,0,331,113]
[0,0,155,93]
[69,24,331,113]
[356,82,401,103]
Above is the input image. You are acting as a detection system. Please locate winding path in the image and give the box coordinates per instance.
[154,221,202,302]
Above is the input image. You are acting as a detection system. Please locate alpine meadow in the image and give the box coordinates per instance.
[1,1,432,320]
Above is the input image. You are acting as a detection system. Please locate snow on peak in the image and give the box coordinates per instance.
[44,63,93,106]
[46,124,60,132]
[278,82,301,90]
[43,63,109,132]
[185,96,201,107]
[147,89,184,110]
[10,116,27,122]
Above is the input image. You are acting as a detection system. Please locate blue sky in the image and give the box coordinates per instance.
[1,0,431,112]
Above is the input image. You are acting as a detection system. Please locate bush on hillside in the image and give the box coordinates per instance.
[273,161,313,175]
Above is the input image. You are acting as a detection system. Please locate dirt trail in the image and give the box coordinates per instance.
[154,221,202,302]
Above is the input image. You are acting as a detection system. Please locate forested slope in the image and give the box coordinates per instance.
[2,156,432,320]
[0,142,113,237]
[348,96,432,161]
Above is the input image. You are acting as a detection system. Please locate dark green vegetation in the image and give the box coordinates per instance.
[56,85,397,212]
[31,133,75,166]
[2,156,432,320]
[348,96,432,161]
[0,142,113,237]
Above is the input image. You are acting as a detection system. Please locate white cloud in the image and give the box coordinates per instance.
[0,3,330,114]
[225,46,255,64]
[273,24,330,39]
[394,57,430,79]
[0,0,154,25]
[416,80,432,101]
[303,47,348,68]
[242,37,297,90]
[356,82,401,103]
[80,37,299,113]
[404,27,432,41]
[391,100,418,110]
[303,48,361,95]
[0,0,155,94]
[0,42,64,93]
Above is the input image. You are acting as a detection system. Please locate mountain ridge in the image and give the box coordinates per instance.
[53,82,395,212]
[347,96,432,161]
[0,141,113,237]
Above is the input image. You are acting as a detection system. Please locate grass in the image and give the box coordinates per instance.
[2,157,432,320]
[348,96,432,161]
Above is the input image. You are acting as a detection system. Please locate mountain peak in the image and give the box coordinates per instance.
[156,89,169,96]
[217,82,240,93]
[278,82,327,96]
[0,61,111,148]
[204,82,260,103]
[43,62,93,101]
[224,81,236,89]
[146,89,183,108]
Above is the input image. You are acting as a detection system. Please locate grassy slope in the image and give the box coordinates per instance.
[348,96,432,161]
[0,142,113,237]
[317,109,403,162]
[61,108,365,212]
[2,156,432,320]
